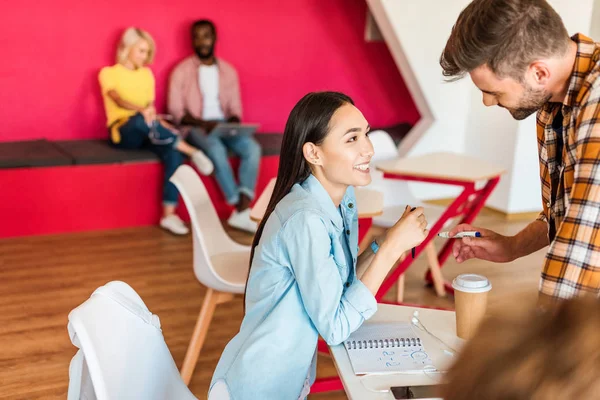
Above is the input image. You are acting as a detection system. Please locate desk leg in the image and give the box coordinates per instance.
[311,377,345,393]
[375,185,474,302]
[358,217,372,245]
[424,176,500,288]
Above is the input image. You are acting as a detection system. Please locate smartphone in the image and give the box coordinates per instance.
[391,385,440,399]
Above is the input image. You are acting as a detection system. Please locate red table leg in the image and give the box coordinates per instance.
[376,174,501,303]
[424,176,500,287]
[311,377,345,393]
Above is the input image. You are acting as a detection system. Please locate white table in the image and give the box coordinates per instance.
[329,304,463,399]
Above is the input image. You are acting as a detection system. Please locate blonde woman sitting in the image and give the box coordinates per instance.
[99,27,213,235]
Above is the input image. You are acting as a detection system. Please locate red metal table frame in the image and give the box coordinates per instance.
[375,173,501,300]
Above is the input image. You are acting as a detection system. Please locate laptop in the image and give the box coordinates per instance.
[211,123,259,138]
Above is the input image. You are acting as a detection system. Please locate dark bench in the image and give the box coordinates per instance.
[0,134,287,169]
[0,124,411,169]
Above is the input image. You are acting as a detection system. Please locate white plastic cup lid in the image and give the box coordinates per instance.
[452,274,492,293]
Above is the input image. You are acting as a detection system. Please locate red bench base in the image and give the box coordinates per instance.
[1,156,279,239]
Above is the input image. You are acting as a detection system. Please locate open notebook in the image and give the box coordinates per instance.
[344,322,433,375]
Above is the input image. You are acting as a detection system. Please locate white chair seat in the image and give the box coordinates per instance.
[210,252,250,290]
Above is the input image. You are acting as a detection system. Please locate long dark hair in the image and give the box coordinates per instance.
[244,91,354,304]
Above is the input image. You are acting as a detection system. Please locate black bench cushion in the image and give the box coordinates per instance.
[54,134,283,166]
[0,139,73,168]
[53,140,159,165]
[0,124,410,169]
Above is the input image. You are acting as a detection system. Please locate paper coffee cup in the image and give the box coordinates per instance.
[452,274,492,340]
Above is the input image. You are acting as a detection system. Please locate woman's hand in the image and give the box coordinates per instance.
[158,117,180,134]
[381,206,428,259]
[141,105,156,125]
[360,206,428,295]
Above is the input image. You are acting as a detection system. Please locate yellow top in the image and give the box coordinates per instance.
[98,64,155,142]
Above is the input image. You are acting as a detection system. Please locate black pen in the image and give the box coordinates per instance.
[410,207,417,259]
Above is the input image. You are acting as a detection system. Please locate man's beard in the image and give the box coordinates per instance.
[505,85,552,120]
[195,46,214,60]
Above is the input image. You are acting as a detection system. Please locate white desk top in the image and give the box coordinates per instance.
[329,304,463,400]
[250,178,383,222]
[376,152,505,183]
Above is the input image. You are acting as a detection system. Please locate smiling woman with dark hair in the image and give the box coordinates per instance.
[208,92,429,400]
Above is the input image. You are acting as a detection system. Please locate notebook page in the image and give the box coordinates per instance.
[344,322,433,375]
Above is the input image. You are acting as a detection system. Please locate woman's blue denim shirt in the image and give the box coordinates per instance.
[210,175,377,399]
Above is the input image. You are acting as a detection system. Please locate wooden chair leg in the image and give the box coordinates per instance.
[396,274,405,303]
[425,242,446,297]
[180,289,235,385]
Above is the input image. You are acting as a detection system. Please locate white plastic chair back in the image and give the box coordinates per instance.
[368,130,419,207]
[370,129,401,163]
[368,130,449,229]
[170,165,248,293]
[67,281,196,400]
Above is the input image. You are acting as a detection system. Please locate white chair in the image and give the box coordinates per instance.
[67,281,197,400]
[368,130,449,301]
[170,164,250,385]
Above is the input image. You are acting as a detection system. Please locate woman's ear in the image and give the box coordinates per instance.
[302,142,322,166]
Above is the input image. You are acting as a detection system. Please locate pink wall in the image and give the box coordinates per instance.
[0,0,418,142]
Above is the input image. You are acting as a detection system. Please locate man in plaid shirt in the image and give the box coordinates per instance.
[440,0,599,303]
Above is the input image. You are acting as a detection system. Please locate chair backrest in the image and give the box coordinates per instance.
[170,165,248,292]
[67,281,196,400]
[367,130,418,206]
[370,129,400,163]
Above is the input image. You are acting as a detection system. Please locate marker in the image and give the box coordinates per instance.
[438,231,481,238]
[411,207,417,259]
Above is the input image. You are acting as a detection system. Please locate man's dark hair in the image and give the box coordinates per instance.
[440,0,570,81]
[191,19,216,37]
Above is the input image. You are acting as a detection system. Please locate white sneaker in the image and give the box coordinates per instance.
[227,208,258,233]
[160,214,189,235]
[191,151,214,175]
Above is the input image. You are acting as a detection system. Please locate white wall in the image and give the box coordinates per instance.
[367,0,474,199]
[590,0,600,41]
[368,0,595,213]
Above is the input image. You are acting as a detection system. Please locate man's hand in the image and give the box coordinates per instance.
[450,224,516,263]
[182,112,218,133]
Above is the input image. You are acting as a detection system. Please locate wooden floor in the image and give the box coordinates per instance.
[0,209,546,399]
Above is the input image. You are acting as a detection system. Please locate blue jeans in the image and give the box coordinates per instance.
[111,113,183,206]
[186,128,261,205]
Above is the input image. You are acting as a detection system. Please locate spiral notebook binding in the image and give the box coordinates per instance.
[346,337,421,350]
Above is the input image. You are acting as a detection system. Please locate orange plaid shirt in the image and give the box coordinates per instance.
[536,34,600,299]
